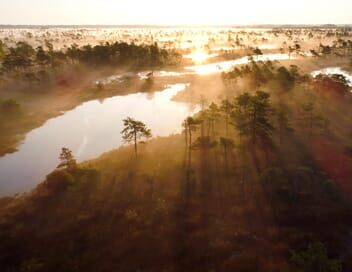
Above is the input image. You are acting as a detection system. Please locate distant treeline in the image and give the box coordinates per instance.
[0,40,182,74]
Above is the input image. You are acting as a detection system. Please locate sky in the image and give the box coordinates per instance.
[0,0,351,25]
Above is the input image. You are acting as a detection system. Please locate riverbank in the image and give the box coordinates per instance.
[1,52,352,271]
[0,67,190,156]
[1,110,351,271]
[0,54,351,159]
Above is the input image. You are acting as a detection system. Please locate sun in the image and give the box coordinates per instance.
[184,49,214,64]
[191,50,208,63]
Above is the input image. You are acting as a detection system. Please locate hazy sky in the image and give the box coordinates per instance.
[0,0,351,25]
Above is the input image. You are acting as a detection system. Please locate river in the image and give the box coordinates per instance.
[0,53,312,196]
[0,84,197,196]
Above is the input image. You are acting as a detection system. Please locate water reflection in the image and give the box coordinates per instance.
[0,84,197,196]
[311,67,352,86]
[96,54,296,86]
[185,53,293,75]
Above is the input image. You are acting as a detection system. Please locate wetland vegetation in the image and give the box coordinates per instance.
[1,25,352,272]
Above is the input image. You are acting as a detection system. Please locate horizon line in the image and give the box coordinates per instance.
[0,23,352,29]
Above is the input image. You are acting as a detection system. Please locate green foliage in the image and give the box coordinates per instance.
[1,30,352,272]
[295,43,301,54]
[35,46,51,65]
[220,137,235,174]
[219,137,235,149]
[314,73,350,96]
[121,117,152,157]
[220,99,233,115]
[260,164,346,237]
[58,147,76,170]
[253,47,263,55]
[1,41,181,74]
[310,49,320,57]
[232,91,274,146]
[220,99,233,136]
[291,242,341,272]
[319,44,332,55]
[0,40,5,61]
[44,169,74,193]
[277,66,295,90]
[300,102,328,139]
[192,136,218,150]
[276,106,294,144]
[183,116,202,149]
[222,60,301,90]
[121,117,152,143]
[2,41,35,71]
[202,102,221,138]
[65,41,180,68]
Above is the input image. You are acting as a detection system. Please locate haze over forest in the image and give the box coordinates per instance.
[1,1,352,272]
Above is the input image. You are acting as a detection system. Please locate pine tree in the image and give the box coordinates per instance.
[121,117,152,158]
[232,91,274,148]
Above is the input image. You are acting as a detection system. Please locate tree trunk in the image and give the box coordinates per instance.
[224,145,228,175]
[225,113,229,137]
[252,112,257,147]
[188,126,192,166]
[134,131,137,158]
[201,120,204,138]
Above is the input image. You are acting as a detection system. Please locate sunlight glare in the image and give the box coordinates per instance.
[185,49,216,64]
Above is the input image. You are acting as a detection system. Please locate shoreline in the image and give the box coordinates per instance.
[0,55,350,158]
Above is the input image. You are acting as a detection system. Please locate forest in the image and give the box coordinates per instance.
[0,26,352,272]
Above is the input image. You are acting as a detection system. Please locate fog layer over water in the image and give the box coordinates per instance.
[185,53,293,75]
[0,53,310,196]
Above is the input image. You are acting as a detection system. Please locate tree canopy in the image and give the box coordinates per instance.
[121,117,152,157]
